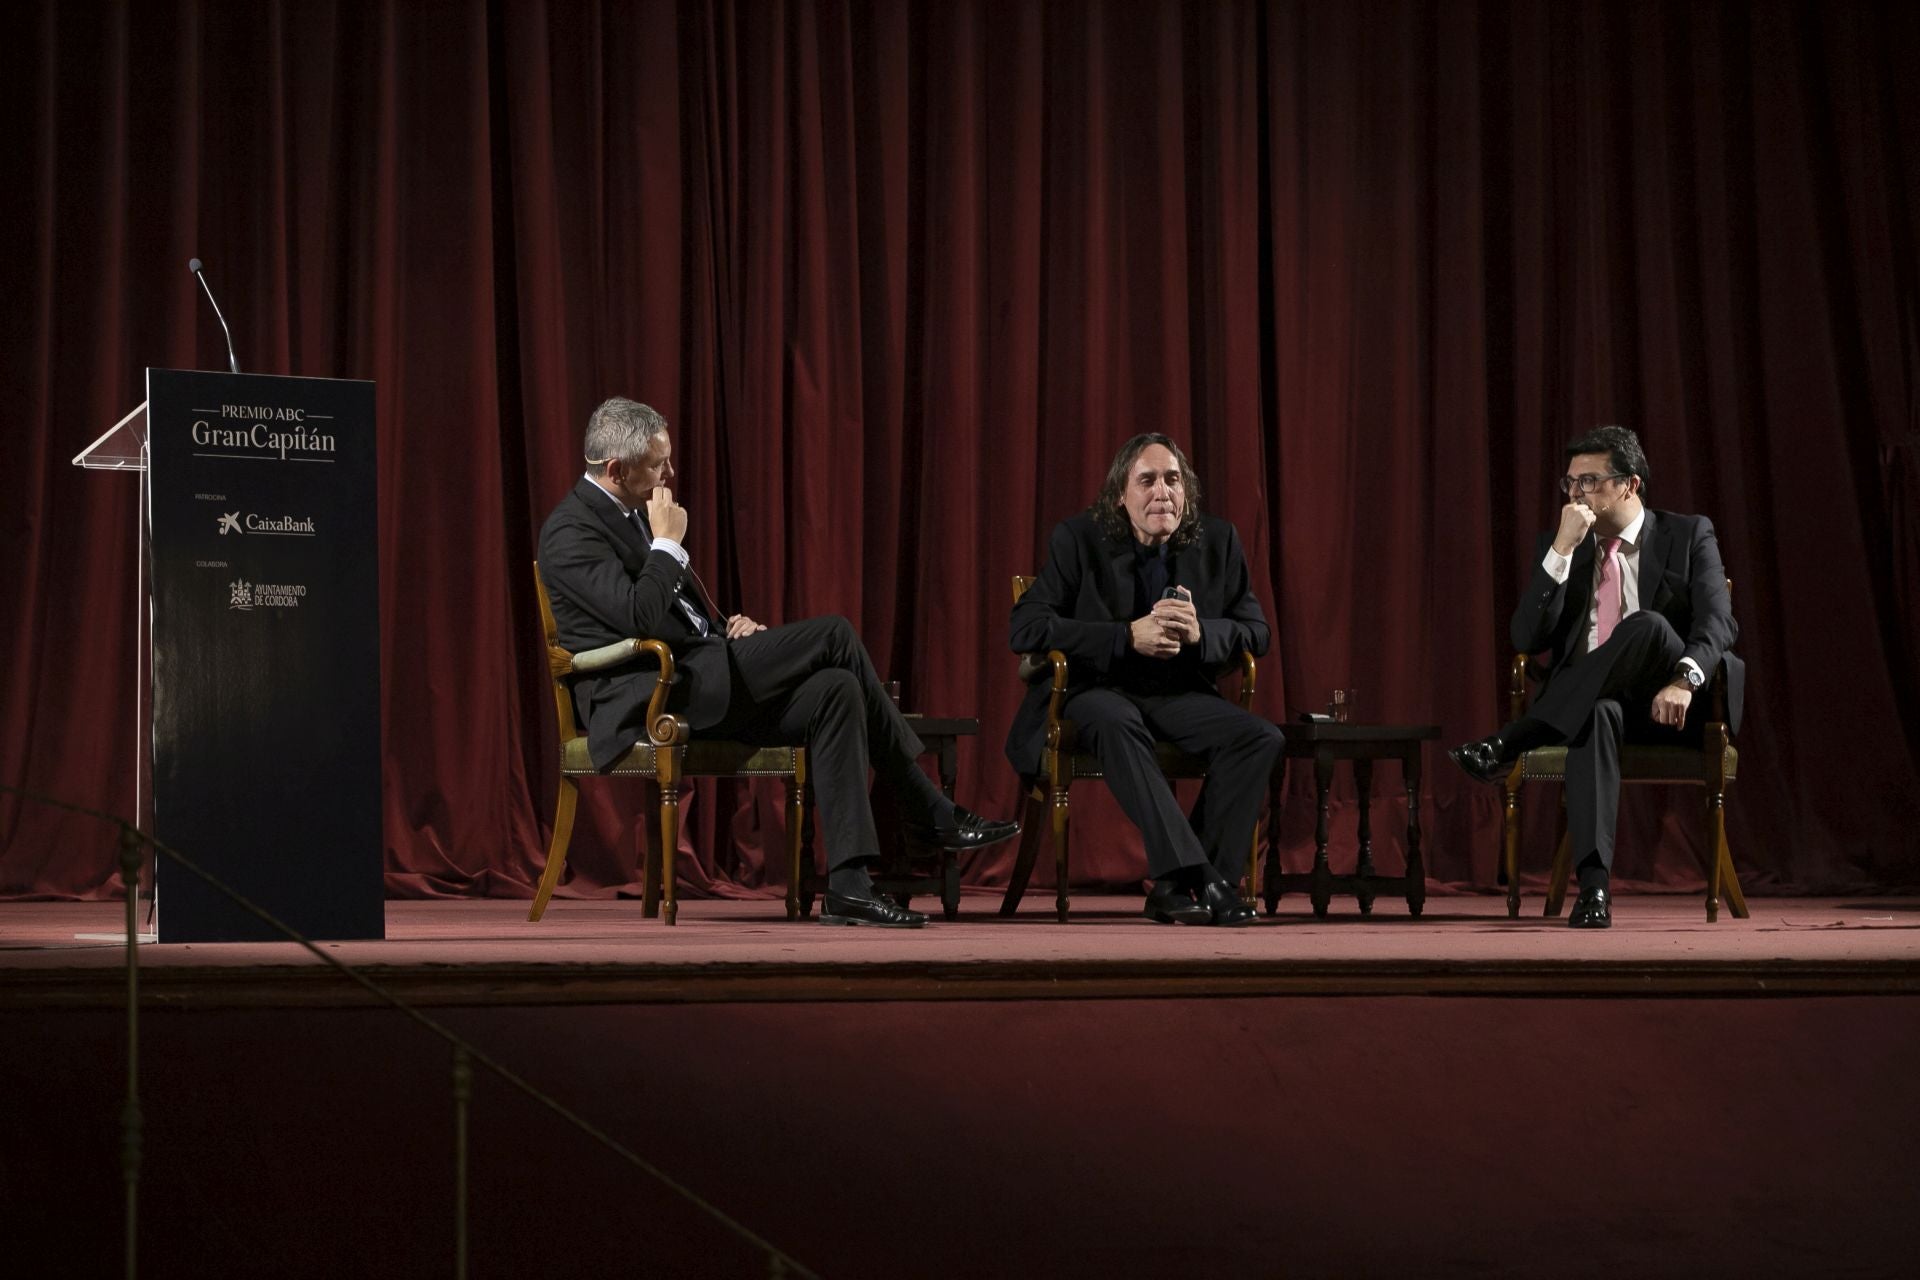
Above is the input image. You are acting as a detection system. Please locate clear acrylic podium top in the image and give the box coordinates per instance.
[72,400,149,471]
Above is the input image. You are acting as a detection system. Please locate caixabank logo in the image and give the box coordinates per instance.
[228,579,308,611]
[217,511,317,537]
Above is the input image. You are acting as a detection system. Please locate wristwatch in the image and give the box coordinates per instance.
[1673,664,1705,692]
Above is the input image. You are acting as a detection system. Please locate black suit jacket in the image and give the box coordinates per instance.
[1004,511,1271,778]
[1510,508,1745,732]
[537,478,730,770]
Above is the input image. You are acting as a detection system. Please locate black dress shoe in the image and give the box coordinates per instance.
[1569,886,1612,929]
[820,890,928,928]
[1144,884,1213,925]
[909,806,1020,852]
[1200,880,1258,928]
[1447,736,1514,785]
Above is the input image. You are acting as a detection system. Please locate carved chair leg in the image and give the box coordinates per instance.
[1716,823,1749,919]
[640,778,662,919]
[657,758,682,927]
[1703,786,1749,921]
[1242,813,1262,907]
[1051,777,1072,924]
[785,775,804,922]
[1712,790,1728,921]
[529,776,579,922]
[800,781,818,918]
[999,787,1049,916]
[1544,790,1572,917]
[1503,772,1523,918]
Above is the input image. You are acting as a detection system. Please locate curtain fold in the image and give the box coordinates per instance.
[3,0,1916,901]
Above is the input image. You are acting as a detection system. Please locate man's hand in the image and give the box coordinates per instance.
[1552,501,1597,556]
[1650,680,1692,729]
[1129,615,1181,659]
[647,486,689,543]
[725,614,767,640]
[1150,591,1201,645]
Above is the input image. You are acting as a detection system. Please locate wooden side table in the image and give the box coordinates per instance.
[1264,722,1440,918]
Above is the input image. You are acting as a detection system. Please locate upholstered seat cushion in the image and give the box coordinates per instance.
[1063,741,1210,780]
[561,736,801,777]
[1517,743,1739,783]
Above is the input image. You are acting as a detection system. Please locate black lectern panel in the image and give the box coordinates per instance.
[148,369,382,942]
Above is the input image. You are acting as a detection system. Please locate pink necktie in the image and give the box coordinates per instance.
[1594,536,1624,647]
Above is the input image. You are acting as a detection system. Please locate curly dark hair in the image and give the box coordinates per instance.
[1089,433,1203,550]
[1565,424,1650,498]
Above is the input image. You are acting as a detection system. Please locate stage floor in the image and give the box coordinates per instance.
[9,892,1920,1278]
[5,890,1917,1007]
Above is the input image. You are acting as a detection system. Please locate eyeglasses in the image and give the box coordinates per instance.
[1559,472,1627,495]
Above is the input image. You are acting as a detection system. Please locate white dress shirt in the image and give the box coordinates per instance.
[1541,507,1700,683]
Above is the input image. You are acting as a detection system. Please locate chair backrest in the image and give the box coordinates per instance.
[1012,575,1034,602]
[532,562,584,744]
[1715,576,1733,720]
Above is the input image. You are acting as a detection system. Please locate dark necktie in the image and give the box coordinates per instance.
[1137,546,1169,615]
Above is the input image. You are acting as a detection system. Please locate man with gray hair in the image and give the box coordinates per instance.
[537,397,1017,927]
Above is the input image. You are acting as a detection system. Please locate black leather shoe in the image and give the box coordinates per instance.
[1200,880,1258,928]
[1569,886,1612,929]
[1144,884,1213,925]
[1447,736,1513,785]
[820,890,928,929]
[909,806,1020,853]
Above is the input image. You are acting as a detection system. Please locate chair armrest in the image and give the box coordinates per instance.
[1508,653,1529,722]
[633,640,682,744]
[572,638,644,673]
[1044,649,1069,710]
[1237,651,1257,710]
[1040,650,1075,753]
[558,636,682,742]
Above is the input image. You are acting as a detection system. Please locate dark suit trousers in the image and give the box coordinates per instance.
[1527,611,1690,872]
[1063,687,1285,882]
[710,615,946,871]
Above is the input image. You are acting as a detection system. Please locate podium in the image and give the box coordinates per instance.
[74,370,384,942]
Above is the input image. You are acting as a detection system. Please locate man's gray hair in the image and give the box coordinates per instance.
[583,397,668,468]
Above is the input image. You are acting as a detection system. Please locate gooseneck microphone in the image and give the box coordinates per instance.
[187,257,241,374]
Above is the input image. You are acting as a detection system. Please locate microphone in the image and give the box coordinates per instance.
[188,257,241,374]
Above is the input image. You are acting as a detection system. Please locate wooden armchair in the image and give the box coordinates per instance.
[999,575,1263,922]
[529,562,813,926]
[1500,581,1746,922]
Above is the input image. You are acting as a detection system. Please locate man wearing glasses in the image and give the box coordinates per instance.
[1447,426,1742,927]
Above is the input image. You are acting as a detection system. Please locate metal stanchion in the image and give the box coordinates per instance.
[119,828,144,1280]
[1,784,824,1280]
[452,1046,471,1280]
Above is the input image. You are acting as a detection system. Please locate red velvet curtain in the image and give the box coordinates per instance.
[4,0,1917,902]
